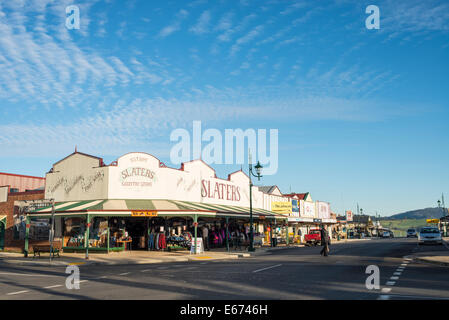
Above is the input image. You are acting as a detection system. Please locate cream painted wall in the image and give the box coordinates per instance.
[45,153,108,201]
[0,186,8,203]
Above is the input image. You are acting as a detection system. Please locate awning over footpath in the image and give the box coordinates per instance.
[27,199,287,220]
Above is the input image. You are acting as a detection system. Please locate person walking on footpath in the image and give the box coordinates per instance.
[320,225,329,256]
[202,225,210,251]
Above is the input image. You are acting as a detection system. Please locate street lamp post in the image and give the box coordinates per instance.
[359,208,363,238]
[248,152,263,252]
[437,200,444,235]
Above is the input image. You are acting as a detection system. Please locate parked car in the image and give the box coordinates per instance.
[304,229,330,246]
[381,230,394,238]
[418,227,443,245]
[407,228,417,238]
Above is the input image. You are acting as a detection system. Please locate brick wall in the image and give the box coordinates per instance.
[0,190,45,252]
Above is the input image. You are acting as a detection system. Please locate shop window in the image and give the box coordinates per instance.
[64,218,86,247]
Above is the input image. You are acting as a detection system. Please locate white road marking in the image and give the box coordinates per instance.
[7,290,30,296]
[381,288,392,293]
[386,281,396,286]
[118,272,130,276]
[141,269,152,272]
[0,273,58,278]
[200,262,208,265]
[400,263,407,266]
[384,293,449,300]
[393,272,402,276]
[378,295,390,300]
[390,276,399,280]
[253,264,282,273]
[44,285,63,289]
[74,280,88,284]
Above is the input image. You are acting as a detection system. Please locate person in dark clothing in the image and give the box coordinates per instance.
[202,225,210,251]
[320,225,329,256]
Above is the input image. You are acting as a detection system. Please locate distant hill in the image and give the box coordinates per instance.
[383,207,447,220]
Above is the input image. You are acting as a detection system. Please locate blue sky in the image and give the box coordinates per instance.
[0,0,448,216]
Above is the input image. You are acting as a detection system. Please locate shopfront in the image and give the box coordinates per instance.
[27,200,281,256]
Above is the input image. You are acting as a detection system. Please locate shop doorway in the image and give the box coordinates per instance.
[0,221,5,250]
[125,218,147,250]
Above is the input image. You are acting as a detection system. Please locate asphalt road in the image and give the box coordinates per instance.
[1,238,448,300]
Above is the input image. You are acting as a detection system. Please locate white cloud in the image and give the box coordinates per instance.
[0,2,168,109]
[230,25,264,55]
[190,10,211,34]
[159,9,189,38]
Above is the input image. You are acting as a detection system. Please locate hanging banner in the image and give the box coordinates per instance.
[291,200,299,217]
[346,210,353,221]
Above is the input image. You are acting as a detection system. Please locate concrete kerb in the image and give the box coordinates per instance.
[411,240,449,267]
[0,243,308,266]
[0,253,242,267]
[413,256,449,267]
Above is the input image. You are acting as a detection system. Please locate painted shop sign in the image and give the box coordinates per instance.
[301,201,315,218]
[120,167,156,187]
[271,201,292,215]
[201,179,241,202]
[131,210,158,217]
[49,171,105,195]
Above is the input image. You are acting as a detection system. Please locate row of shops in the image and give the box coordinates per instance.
[2,151,342,255]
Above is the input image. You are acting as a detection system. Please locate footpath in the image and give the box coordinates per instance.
[0,237,370,267]
[0,245,300,267]
[412,237,449,267]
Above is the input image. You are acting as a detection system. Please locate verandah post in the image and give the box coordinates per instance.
[85,214,90,260]
[24,215,30,258]
[226,217,229,252]
[107,226,110,254]
[194,215,198,254]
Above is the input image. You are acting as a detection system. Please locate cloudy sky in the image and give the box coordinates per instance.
[0,0,448,216]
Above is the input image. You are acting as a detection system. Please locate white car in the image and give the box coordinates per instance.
[407,228,417,238]
[418,227,443,245]
[382,231,393,238]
